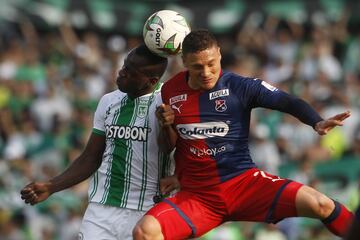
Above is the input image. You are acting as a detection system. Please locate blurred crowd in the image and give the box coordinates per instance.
[0,10,360,240]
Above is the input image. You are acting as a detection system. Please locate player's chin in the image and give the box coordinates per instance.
[116,82,128,93]
[201,82,216,90]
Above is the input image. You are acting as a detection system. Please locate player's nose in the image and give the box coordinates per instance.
[200,66,211,77]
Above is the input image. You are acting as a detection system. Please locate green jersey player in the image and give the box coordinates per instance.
[20,44,177,240]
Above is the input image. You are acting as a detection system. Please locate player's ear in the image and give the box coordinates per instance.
[181,54,188,68]
[217,47,221,58]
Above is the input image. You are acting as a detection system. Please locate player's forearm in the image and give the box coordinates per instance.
[48,154,101,194]
[158,125,177,153]
[285,97,323,128]
[271,93,323,128]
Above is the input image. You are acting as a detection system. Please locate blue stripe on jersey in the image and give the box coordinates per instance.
[199,72,256,182]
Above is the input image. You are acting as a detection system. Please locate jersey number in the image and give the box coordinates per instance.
[253,171,283,182]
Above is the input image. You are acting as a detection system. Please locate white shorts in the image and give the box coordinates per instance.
[78,202,146,240]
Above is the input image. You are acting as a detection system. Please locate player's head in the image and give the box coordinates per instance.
[116,44,168,98]
[182,29,221,91]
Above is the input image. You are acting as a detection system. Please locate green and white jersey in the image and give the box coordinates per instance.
[89,86,172,211]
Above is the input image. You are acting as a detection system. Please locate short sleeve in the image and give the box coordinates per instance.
[92,95,108,135]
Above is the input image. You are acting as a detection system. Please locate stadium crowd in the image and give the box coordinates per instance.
[0,10,360,240]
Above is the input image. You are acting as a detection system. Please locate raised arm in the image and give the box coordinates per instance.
[250,80,351,133]
[20,133,105,205]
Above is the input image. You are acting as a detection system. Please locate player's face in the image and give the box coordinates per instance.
[183,45,221,91]
[116,51,155,98]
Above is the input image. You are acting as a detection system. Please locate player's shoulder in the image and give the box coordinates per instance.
[98,90,125,105]
[162,71,187,89]
[102,89,124,99]
[223,71,257,81]
[222,71,260,86]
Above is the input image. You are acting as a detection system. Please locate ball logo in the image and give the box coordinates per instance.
[155,28,162,47]
[177,122,229,139]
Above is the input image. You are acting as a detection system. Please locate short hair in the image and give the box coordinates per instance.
[134,44,168,78]
[182,29,218,56]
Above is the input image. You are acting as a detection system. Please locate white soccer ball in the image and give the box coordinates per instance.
[143,10,191,58]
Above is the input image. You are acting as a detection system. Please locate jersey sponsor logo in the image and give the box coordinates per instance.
[215,99,227,112]
[190,145,226,157]
[169,94,187,105]
[177,122,229,139]
[105,125,148,141]
[209,89,229,100]
[261,81,278,91]
[171,104,183,113]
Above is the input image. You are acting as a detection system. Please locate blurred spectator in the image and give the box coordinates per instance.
[250,123,281,174]
[254,224,287,240]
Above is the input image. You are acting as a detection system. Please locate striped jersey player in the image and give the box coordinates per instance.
[90,85,172,210]
[20,44,174,240]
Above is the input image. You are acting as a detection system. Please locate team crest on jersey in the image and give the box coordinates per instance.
[169,94,187,105]
[209,89,229,100]
[137,99,148,118]
[215,99,227,112]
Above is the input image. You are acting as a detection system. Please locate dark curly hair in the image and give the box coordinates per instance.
[182,29,218,56]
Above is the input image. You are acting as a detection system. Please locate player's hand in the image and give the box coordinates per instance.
[156,104,175,127]
[160,175,180,195]
[20,182,52,205]
[314,110,351,135]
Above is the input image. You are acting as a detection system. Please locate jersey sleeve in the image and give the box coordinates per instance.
[235,77,323,128]
[92,95,108,136]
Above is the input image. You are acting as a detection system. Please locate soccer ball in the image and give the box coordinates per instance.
[143,10,191,58]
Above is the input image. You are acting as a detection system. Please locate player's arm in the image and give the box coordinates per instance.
[20,133,105,205]
[345,205,360,240]
[156,104,177,153]
[253,80,350,135]
[265,93,350,135]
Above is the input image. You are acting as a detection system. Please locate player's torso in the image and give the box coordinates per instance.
[90,89,171,211]
[163,72,255,189]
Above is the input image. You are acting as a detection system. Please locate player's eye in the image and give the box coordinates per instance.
[192,65,203,70]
